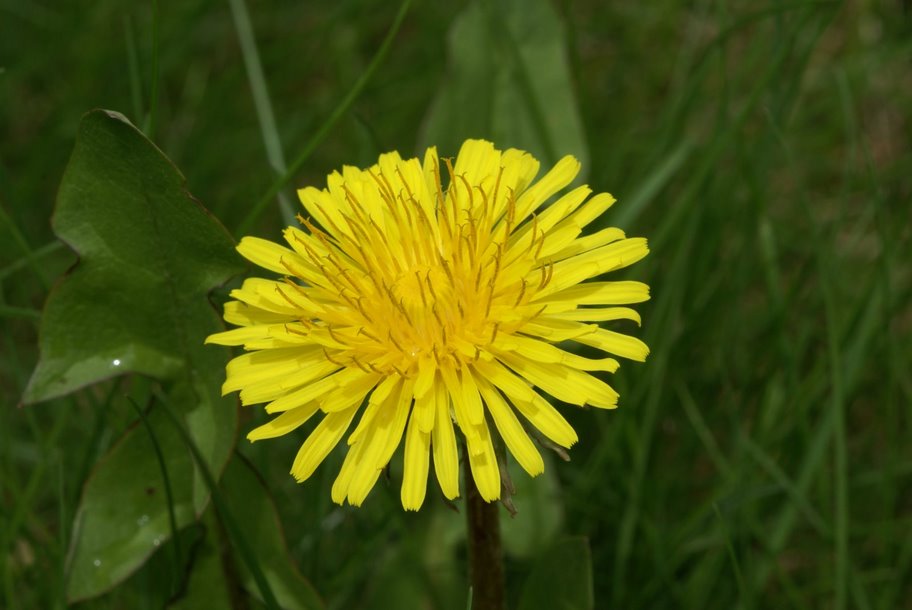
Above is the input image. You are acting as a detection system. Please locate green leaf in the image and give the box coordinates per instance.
[420,0,587,174]
[170,455,325,610]
[115,524,206,609]
[23,109,244,601]
[167,523,234,610]
[223,455,325,610]
[66,406,195,602]
[518,537,593,610]
[23,109,241,404]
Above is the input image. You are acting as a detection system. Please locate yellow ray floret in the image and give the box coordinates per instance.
[207,139,650,510]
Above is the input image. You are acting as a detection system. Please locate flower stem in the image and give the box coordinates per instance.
[464,455,505,610]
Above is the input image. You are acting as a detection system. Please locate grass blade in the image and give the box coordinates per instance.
[228,0,296,226]
[153,389,281,610]
[236,0,413,236]
[0,305,42,320]
[0,241,63,282]
[126,396,182,595]
[123,15,145,126]
[145,0,160,137]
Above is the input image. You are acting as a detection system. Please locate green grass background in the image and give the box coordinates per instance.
[1,0,910,608]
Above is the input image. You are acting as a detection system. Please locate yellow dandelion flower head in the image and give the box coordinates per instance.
[207,140,650,510]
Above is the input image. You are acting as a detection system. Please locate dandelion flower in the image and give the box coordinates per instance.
[206,140,649,510]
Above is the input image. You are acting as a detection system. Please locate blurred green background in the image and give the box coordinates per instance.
[2,0,910,608]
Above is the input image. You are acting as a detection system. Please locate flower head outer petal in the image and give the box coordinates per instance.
[291,407,359,482]
[475,375,544,477]
[466,415,501,502]
[431,381,460,500]
[401,411,431,511]
[247,403,320,442]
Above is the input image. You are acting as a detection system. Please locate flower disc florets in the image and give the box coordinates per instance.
[207,140,650,509]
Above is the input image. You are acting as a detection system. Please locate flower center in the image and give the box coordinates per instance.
[292,162,549,376]
[357,248,494,371]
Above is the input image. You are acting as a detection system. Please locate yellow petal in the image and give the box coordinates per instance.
[575,328,651,362]
[223,301,291,326]
[432,381,459,499]
[458,368,485,426]
[291,407,359,481]
[564,192,616,229]
[345,382,402,503]
[223,346,326,396]
[506,185,590,255]
[513,155,581,226]
[492,334,620,372]
[297,185,351,241]
[548,307,641,326]
[283,225,328,258]
[268,279,326,315]
[319,369,381,412]
[535,237,650,297]
[466,418,501,502]
[379,378,416,465]
[439,366,481,441]
[413,384,437,433]
[264,368,352,413]
[535,281,650,307]
[537,222,584,260]
[331,439,365,505]
[550,227,626,261]
[498,351,619,408]
[401,412,431,510]
[472,359,536,403]
[205,325,274,347]
[414,356,436,399]
[347,378,412,506]
[240,358,340,406]
[453,139,501,191]
[475,375,544,476]
[229,278,300,315]
[247,403,320,441]
[501,148,541,195]
[520,317,597,342]
[508,390,578,449]
[348,375,402,446]
[536,185,593,234]
[237,236,305,276]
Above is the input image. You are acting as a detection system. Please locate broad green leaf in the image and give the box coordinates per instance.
[420,0,588,174]
[112,524,206,609]
[167,530,233,610]
[67,406,196,602]
[23,109,240,406]
[224,455,325,610]
[171,455,325,610]
[501,454,564,558]
[518,537,593,610]
[23,109,243,601]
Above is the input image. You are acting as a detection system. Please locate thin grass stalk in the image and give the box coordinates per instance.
[126,397,182,594]
[236,0,413,236]
[228,0,296,226]
[153,389,281,610]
